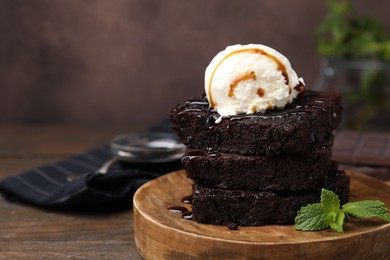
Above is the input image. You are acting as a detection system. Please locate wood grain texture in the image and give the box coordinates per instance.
[0,126,389,259]
[0,126,144,259]
[134,170,390,260]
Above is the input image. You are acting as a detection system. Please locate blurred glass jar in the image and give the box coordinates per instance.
[314,57,390,131]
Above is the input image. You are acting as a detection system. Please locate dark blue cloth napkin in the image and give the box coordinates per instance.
[0,121,181,210]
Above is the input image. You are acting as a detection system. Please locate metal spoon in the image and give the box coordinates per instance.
[97,132,185,174]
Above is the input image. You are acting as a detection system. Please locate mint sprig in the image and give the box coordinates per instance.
[295,189,390,233]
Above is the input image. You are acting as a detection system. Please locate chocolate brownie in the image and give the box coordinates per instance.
[183,137,335,191]
[169,90,342,156]
[191,170,350,226]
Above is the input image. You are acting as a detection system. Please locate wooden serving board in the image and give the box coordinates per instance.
[133,170,390,259]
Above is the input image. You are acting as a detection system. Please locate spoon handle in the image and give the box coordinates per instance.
[97,158,118,174]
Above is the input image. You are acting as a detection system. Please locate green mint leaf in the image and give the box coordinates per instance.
[329,211,345,233]
[295,203,331,231]
[342,200,390,222]
[295,188,390,233]
[321,189,340,213]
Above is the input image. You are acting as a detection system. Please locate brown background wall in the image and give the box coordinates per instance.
[1,0,389,126]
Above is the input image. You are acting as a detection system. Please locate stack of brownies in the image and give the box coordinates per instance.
[169,90,350,226]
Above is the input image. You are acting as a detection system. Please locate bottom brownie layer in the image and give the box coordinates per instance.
[192,170,350,226]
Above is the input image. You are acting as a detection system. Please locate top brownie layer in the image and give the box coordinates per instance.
[169,90,341,156]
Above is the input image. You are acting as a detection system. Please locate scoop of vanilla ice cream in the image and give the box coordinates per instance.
[204,44,305,120]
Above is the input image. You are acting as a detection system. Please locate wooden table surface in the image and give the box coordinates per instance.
[0,126,389,259]
[0,125,145,260]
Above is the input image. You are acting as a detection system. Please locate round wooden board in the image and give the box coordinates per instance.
[133,170,390,259]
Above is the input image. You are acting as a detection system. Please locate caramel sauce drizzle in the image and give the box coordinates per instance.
[251,105,257,113]
[208,48,289,108]
[228,71,256,97]
[257,87,265,97]
[294,82,305,94]
[266,102,273,111]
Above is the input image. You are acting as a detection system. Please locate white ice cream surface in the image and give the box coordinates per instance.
[204,44,305,118]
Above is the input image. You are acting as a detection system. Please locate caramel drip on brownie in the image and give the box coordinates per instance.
[251,105,257,113]
[208,48,290,108]
[266,102,273,111]
[294,81,305,94]
[228,71,256,97]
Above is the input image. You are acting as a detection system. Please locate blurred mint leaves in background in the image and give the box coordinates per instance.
[315,0,390,131]
[316,0,390,61]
